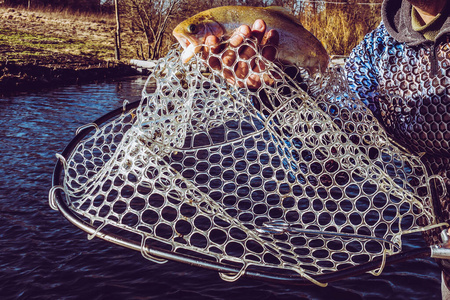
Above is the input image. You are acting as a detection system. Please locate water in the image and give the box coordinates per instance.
[0,77,443,299]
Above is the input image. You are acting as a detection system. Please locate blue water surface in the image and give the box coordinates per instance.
[0,76,442,299]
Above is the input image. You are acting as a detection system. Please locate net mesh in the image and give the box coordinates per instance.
[54,37,442,285]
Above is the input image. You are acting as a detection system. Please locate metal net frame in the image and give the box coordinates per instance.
[50,37,447,286]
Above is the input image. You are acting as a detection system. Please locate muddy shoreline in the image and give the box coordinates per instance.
[0,60,140,96]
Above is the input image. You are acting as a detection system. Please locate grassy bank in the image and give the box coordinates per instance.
[0,6,140,96]
[0,28,114,64]
[0,5,123,61]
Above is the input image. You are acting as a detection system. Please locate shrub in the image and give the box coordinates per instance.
[300,2,382,56]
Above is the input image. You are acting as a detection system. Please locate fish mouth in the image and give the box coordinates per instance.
[173,33,190,49]
[173,33,201,63]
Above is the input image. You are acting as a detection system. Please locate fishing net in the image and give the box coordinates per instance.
[50,36,447,286]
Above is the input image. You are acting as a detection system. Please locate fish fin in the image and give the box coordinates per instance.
[265,6,302,25]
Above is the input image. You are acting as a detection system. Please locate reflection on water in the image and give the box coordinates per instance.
[0,76,442,299]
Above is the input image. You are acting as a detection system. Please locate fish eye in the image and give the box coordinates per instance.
[187,24,198,34]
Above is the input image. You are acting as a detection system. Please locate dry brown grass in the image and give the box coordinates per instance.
[300,4,382,56]
[0,5,144,62]
[5,4,114,23]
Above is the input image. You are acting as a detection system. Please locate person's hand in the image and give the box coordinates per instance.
[203,19,279,89]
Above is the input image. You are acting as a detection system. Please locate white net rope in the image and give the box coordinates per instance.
[56,37,442,285]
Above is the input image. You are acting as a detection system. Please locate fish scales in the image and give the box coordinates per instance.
[173,6,329,74]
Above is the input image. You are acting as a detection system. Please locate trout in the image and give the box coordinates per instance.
[172,6,329,74]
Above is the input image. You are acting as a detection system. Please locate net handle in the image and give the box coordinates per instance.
[429,174,448,199]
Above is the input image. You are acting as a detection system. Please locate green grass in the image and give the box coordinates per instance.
[0,28,115,63]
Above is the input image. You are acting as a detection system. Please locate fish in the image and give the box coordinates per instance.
[172,6,329,74]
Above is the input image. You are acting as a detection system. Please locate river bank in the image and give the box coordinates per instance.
[0,6,143,96]
[0,60,138,96]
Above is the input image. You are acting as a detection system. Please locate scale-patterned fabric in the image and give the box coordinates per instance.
[54,38,442,285]
[346,24,450,245]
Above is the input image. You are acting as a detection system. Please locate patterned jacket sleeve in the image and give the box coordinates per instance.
[345,24,385,119]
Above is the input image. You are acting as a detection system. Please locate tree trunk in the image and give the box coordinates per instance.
[114,0,121,60]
